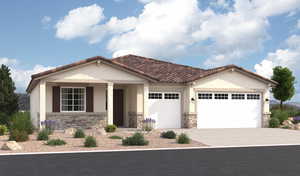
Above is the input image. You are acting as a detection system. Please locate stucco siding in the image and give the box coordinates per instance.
[30,83,40,128]
[45,63,146,83]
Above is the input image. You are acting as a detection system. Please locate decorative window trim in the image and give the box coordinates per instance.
[60,87,86,112]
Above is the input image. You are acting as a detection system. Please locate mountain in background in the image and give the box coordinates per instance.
[17,93,30,111]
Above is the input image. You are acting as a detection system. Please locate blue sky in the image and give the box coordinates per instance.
[0,0,300,101]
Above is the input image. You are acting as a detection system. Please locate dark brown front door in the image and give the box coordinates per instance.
[113,89,124,126]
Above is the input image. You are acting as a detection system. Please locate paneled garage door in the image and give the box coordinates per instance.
[197,92,262,128]
[148,92,181,128]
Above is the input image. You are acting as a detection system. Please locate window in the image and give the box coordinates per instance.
[232,94,245,100]
[164,93,179,99]
[214,93,228,100]
[61,87,85,112]
[149,93,162,99]
[247,94,260,100]
[198,93,212,99]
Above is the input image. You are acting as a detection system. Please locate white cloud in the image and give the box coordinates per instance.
[41,16,51,24]
[0,57,18,66]
[0,57,53,92]
[55,0,300,65]
[255,34,300,101]
[297,19,300,29]
[55,4,105,40]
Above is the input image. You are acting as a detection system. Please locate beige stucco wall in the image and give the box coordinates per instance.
[44,62,146,83]
[30,83,40,128]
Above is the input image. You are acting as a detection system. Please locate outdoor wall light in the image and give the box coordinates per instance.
[191,98,195,101]
[265,98,269,102]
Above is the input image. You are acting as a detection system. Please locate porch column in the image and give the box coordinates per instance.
[107,82,114,125]
[143,83,149,118]
[39,81,46,129]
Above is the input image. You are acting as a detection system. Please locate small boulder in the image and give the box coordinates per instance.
[64,128,76,135]
[294,123,300,130]
[282,120,294,129]
[288,117,294,121]
[1,141,22,151]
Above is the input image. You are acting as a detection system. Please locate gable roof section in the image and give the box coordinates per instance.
[27,54,277,92]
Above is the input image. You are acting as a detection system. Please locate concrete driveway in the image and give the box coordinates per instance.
[175,128,300,147]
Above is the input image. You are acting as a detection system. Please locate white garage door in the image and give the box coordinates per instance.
[197,93,262,128]
[148,92,181,128]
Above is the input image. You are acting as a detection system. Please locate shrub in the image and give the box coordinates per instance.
[109,135,122,139]
[0,125,8,135]
[177,133,190,144]
[10,112,34,134]
[272,110,289,124]
[105,125,117,133]
[122,132,149,146]
[9,129,29,142]
[84,136,97,147]
[269,118,280,128]
[161,131,176,139]
[74,129,85,138]
[37,129,49,141]
[46,139,66,146]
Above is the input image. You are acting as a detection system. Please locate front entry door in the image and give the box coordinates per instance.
[113,89,124,127]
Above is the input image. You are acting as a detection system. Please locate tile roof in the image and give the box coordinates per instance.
[27,54,277,92]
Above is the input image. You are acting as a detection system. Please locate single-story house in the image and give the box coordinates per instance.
[27,54,277,129]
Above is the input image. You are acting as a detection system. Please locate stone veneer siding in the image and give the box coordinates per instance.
[183,113,197,128]
[46,112,107,130]
[128,112,144,129]
[263,112,271,128]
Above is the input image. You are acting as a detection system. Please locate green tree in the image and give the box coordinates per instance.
[0,64,18,125]
[271,66,296,110]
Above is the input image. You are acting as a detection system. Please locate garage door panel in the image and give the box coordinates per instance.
[197,93,261,128]
[148,92,181,129]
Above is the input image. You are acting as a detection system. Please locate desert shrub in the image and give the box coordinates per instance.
[122,132,149,146]
[142,118,156,132]
[272,110,288,124]
[0,125,8,135]
[46,139,66,146]
[269,118,280,128]
[177,133,190,144]
[9,129,29,142]
[84,136,97,147]
[109,135,122,139]
[37,129,49,141]
[105,125,117,133]
[161,131,176,139]
[293,116,300,124]
[10,112,34,134]
[74,129,85,138]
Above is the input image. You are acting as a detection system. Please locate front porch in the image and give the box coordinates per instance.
[39,81,149,130]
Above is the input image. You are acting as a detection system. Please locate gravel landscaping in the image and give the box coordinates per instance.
[0,129,206,154]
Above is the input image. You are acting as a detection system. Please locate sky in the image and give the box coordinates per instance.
[0,0,300,101]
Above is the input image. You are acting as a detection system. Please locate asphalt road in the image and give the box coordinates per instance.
[1,146,300,176]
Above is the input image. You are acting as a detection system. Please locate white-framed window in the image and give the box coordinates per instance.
[247,94,260,100]
[198,93,213,99]
[61,87,86,112]
[232,94,245,100]
[164,93,180,99]
[214,93,228,100]
[149,93,162,99]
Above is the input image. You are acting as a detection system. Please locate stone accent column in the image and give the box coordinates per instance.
[107,82,114,125]
[263,112,271,127]
[39,81,46,129]
[183,113,197,128]
[136,85,144,129]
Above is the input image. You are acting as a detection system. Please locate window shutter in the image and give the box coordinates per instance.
[86,87,94,112]
[52,86,60,112]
